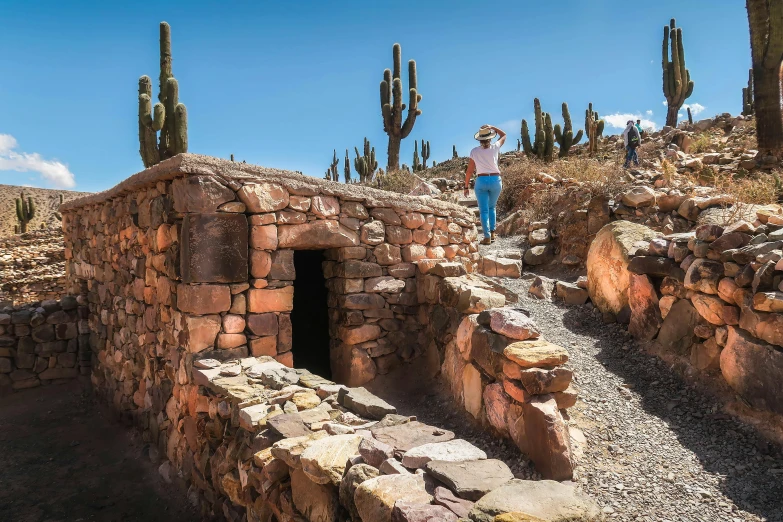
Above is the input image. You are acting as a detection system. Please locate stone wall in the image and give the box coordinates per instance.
[0,294,89,393]
[0,229,68,307]
[57,154,602,521]
[587,218,783,422]
[417,266,579,481]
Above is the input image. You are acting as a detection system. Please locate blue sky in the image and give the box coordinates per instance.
[0,0,750,192]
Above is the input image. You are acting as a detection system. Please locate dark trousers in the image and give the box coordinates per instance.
[624,146,639,167]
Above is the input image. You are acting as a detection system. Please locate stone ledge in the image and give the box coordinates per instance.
[59,154,473,220]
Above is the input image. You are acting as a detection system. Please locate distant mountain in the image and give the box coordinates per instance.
[0,184,92,238]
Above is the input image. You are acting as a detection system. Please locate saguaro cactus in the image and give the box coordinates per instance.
[138,22,188,168]
[742,68,755,116]
[354,138,378,184]
[380,43,422,170]
[584,103,605,155]
[15,192,35,233]
[687,107,693,124]
[344,150,352,183]
[521,98,555,162]
[412,141,421,172]
[420,140,430,169]
[747,0,783,151]
[452,145,458,159]
[554,103,583,158]
[662,18,694,127]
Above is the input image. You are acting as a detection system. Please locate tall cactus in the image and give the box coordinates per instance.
[15,192,35,233]
[138,22,188,168]
[687,107,693,124]
[521,98,555,162]
[585,103,605,155]
[662,18,694,127]
[747,0,783,150]
[452,145,458,159]
[354,137,378,184]
[412,140,421,172]
[344,149,352,183]
[420,140,430,169]
[553,103,583,158]
[324,150,339,182]
[380,43,422,170]
[742,68,755,116]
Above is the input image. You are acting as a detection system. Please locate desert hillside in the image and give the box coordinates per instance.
[0,184,92,238]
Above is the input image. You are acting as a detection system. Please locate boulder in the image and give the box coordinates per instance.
[721,326,783,414]
[523,245,554,266]
[340,464,380,521]
[300,434,364,485]
[555,281,589,305]
[359,437,395,468]
[480,308,540,341]
[628,274,662,341]
[621,186,657,208]
[528,276,555,300]
[391,502,458,522]
[587,222,660,314]
[478,255,522,278]
[691,293,727,326]
[655,299,698,354]
[522,396,573,480]
[354,473,433,522]
[425,459,514,501]
[467,479,601,522]
[517,368,572,395]
[503,340,568,369]
[683,259,723,294]
[433,486,474,518]
[291,468,340,522]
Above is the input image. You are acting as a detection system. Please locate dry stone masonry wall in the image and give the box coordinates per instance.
[0,294,89,393]
[587,217,783,424]
[55,154,601,521]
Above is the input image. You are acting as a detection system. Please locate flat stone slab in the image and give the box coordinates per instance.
[401,439,486,469]
[433,486,474,518]
[425,459,514,501]
[371,421,455,454]
[338,387,397,420]
[267,413,312,438]
[467,479,602,522]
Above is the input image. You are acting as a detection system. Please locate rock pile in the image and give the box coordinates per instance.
[0,294,89,393]
[0,229,68,306]
[175,355,602,521]
[587,215,783,418]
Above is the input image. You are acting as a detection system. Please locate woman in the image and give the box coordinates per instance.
[464,124,506,245]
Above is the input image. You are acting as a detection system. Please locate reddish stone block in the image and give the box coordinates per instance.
[181,213,248,283]
[177,284,231,314]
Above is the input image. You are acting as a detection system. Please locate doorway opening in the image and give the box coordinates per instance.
[290,250,332,379]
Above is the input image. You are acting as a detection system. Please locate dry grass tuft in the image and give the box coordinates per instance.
[374,169,419,194]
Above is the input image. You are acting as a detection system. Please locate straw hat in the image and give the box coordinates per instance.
[474,126,497,141]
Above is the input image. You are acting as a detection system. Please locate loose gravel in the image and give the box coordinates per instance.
[485,237,783,522]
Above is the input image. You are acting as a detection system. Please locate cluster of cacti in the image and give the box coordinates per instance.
[15,192,35,233]
[412,140,430,172]
[584,103,605,155]
[354,137,378,184]
[521,98,555,162]
[662,18,694,127]
[742,68,754,116]
[553,103,583,158]
[452,145,458,159]
[138,22,188,168]
[344,150,352,183]
[324,150,339,181]
[412,141,421,172]
[380,43,422,170]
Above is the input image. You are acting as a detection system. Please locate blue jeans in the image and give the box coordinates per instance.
[474,175,502,238]
[625,146,639,167]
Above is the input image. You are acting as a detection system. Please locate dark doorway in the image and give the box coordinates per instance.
[291,250,332,379]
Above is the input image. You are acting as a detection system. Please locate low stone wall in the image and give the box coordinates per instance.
[417,266,579,481]
[158,354,600,521]
[587,218,783,421]
[0,229,68,307]
[0,294,90,393]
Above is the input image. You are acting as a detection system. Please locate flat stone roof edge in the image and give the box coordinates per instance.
[60,154,470,217]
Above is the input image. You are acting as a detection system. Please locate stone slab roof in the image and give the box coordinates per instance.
[61,154,470,218]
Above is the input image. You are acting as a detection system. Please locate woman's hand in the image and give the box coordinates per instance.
[463,188,470,197]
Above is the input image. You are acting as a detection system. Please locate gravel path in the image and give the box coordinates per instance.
[484,237,783,522]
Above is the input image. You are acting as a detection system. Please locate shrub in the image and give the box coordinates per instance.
[691,132,712,153]
[375,169,419,194]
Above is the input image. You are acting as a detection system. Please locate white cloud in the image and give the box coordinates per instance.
[663,100,668,106]
[682,103,705,116]
[645,110,653,116]
[0,134,75,188]
[603,113,658,132]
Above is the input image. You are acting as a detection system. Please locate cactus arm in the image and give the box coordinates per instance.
[521,119,533,155]
[573,129,583,145]
[15,198,23,222]
[173,103,188,154]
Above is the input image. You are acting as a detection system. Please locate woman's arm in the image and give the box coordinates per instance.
[464,158,476,196]
[484,124,506,148]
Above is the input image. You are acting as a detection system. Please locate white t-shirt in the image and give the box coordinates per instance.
[469,142,502,174]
